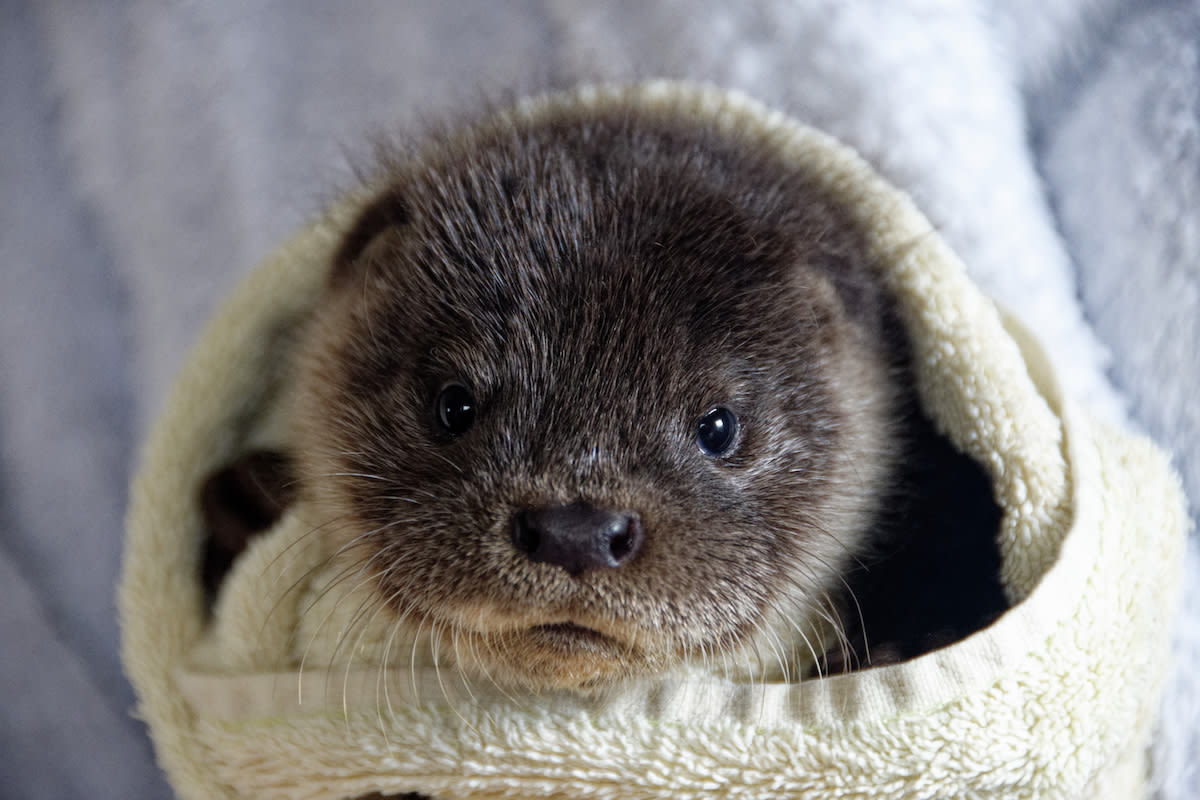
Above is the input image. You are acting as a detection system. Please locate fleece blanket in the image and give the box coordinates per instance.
[120,82,1187,800]
[2,2,1197,799]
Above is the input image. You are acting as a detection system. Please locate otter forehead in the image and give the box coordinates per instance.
[328,110,862,420]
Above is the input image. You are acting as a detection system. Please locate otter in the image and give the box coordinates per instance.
[200,96,1005,692]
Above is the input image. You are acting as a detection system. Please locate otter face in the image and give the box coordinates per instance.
[292,108,899,689]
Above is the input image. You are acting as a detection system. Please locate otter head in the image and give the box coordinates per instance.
[292,107,900,689]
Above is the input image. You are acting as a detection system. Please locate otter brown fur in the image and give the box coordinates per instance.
[201,97,1005,691]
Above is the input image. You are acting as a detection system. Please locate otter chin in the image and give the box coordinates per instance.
[468,622,644,690]
[235,91,1008,692]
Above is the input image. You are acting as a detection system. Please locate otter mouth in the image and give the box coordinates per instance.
[522,621,632,662]
[528,622,613,645]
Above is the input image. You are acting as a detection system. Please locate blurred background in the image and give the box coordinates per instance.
[2,1,1196,797]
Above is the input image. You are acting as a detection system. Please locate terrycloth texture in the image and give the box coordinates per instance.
[5,2,1199,799]
[121,83,1186,800]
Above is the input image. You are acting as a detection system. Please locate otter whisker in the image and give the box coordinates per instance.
[296,564,377,703]
[376,585,422,750]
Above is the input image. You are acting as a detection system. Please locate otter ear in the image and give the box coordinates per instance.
[329,188,410,289]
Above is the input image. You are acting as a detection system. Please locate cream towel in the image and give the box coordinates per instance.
[120,82,1187,800]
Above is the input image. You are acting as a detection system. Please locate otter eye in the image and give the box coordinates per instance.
[435,383,476,436]
[697,406,738,457]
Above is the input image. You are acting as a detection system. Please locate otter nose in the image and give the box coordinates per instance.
[511,503,643,575]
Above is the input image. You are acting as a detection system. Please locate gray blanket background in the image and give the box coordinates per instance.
[2,2,1196,798]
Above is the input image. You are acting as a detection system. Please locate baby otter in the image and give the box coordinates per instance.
[202,94,1005,689]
